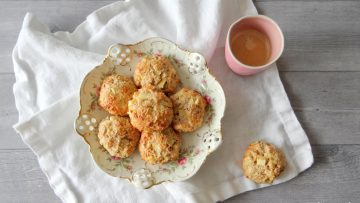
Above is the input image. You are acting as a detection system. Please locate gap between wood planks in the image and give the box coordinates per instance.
[0,145,359,203]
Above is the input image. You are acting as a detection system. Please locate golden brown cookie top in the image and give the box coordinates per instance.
[242,141,286,184]
[134,56,180,93]
[170,88,207,132]
[128,86,173,131]
[97,116,140,158]
[139,128,181,164]
[98,74,137,116]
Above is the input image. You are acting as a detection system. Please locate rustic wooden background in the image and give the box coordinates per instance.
[1,0,359,202]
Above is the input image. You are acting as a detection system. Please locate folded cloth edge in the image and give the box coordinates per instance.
[161,65,314,202]
[13,93,80,203]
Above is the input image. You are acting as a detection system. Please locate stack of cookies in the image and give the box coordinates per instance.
[97,56,207,165]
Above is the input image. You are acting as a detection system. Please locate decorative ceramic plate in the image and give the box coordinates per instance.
[75,37,226,188]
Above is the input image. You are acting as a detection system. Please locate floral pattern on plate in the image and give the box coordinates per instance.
[75,37,226,188]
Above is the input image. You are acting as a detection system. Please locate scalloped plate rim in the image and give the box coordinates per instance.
[74,37,226,188]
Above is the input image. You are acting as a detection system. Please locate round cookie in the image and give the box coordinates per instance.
[128,87,173,131]
[170,88,207,132]
[98,74,137,116]
[134,56,180,93]
[98,116,140,158]
[242,141,286,184]
[139,128,181,164]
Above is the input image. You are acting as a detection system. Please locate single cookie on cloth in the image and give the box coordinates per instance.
[134,56,180,93]
[242,141,287,184]
[98,116,140,158]
[128,87,173,131]
[170,88,207,132]
[98,74,137,116]
[139,128,181,164]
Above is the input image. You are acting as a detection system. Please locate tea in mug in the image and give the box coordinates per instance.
[231,29,271,66]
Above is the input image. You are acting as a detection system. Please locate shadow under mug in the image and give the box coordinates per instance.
[225,15,284,76]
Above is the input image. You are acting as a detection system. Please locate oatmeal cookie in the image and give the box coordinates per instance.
[242,141,287,184]
[139,128,181,164]
[170,88,207,132]
[98,116,140,158]
[134,56,180,93]
[98,74,137,116]
[128,87,173,131]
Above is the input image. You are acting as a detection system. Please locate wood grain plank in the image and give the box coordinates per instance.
[225,144,360,202]
[1,145,359,203]
[0,74,27,149]
[0,0,112,1]
[0,113,27,149]
[0,1,114,74]
[254,0,360,72]
[0,1,114,32]
[0,74,16,115]
[1,1,360,73]
[295,109,360,145]
[0,149,61,203]
[280,71,360,144]
[280,72,360,110]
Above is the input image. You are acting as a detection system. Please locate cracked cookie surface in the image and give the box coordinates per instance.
[242,141,286,184]
[139,128,181,164]
[170,88,207,132]
[98,116,140,158]
[99,74,137,116]
[128,87,173,131]
[134,56,180,93]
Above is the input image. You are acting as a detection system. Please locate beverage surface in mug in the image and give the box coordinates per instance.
[231,29,271,66]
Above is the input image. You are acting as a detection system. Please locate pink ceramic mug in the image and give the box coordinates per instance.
[225,15,284,75]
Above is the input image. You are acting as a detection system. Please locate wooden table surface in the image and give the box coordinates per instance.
[1,0,359,202]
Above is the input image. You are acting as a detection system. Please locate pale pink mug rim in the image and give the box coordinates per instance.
[226,15,284,70]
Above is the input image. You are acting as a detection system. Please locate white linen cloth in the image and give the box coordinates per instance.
[12,0,314,202]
